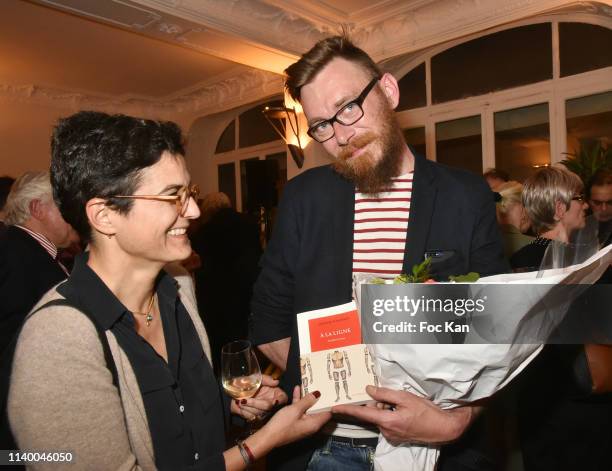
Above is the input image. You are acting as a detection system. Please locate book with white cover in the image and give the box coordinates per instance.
[297,301,377,413]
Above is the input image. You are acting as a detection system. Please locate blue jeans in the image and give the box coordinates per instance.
[306,437,375,471]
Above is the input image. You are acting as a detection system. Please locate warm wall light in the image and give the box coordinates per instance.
[262,106,305,168]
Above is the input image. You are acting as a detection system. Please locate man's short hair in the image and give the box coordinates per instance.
[284,34,382,103]
[4,171,52,226]
[483,168,510,182]
[51,111,185,244]
[0,176,15,212]
[589,167,612,194]
[522,167,583,235]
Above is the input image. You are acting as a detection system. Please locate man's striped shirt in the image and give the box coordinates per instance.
[352,173,413,278]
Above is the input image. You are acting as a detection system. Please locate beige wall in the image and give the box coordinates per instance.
[0,100,71,177]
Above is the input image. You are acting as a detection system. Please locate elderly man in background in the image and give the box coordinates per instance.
[0,171,73,354]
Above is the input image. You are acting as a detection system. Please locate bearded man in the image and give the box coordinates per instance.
[250,35,508,471]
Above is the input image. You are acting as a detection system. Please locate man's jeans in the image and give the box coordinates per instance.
[306,436,375,471]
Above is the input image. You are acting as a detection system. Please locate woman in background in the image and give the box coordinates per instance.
[510,166,612,471]
[494,180,533,260]
[7,111,330,470]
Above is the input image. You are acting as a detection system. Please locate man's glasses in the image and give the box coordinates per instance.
[590,199,612,207]
[110,184,200,217]
[307,77,380,143]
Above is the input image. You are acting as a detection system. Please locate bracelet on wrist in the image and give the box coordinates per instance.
[236,439,255,468]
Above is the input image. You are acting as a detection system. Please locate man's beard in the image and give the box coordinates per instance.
[331,105,406,194]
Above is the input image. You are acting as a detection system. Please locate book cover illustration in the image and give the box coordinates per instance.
[297,301,377,413]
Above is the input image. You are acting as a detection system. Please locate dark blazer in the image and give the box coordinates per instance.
[0,226,67,355]
[251,154,508,470]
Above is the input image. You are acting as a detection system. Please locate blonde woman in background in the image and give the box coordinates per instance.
[495,181,534,259]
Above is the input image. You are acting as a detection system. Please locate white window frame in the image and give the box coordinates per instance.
[213,97,286,212]
[395,13,612,172]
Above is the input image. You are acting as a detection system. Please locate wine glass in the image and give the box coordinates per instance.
[221,340,262,400]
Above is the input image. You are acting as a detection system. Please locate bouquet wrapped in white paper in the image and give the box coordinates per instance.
[354,241,612,471]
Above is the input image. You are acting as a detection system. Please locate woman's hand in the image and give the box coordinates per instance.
[224,387,331,470]
[257,386,331,449]
[230,375,288,421]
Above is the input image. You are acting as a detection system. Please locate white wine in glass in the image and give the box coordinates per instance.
[221,340,262,400]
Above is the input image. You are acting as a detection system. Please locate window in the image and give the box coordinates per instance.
[566,91,612,155]
[431,23,552,104]
[494,103,550,182]
[238,99,284,148]
[215,120,235,154]
[218,163,236,208]
[213,97,286,212]
[394,14,610,178]
[559,23,612,77]
[397,63,426,111]
[403,127,426,158]
[436,116,482,175]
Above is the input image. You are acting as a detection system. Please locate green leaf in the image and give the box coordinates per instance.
[449,272,480,282]
[370,277,386,284]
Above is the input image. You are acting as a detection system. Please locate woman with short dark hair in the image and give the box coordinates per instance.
[7,111,329,470]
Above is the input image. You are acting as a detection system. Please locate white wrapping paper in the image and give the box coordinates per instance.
[354,243,612,471]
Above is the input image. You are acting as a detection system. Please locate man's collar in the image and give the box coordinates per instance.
[14,224,58,259]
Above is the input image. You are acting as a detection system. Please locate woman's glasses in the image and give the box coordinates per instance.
[110,184,200,217]
[571,193,585,203]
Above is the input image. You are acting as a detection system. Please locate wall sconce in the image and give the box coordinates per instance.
[262,106,305,168]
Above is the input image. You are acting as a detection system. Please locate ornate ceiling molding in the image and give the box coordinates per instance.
[127,0,612,63]
[17,0,612,122]
[351,0,612,60]
[0,68,283,119]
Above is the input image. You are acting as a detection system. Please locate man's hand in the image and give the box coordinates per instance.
[257,338,290,371]
[332,385,480,446]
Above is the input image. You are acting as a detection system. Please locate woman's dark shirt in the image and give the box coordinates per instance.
[61,254,226,470]
[509,238,612,470]
[509,236,551,271]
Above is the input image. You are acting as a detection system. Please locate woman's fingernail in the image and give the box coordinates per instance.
[235,400,240,406]
[241,399,247,405]
[313,391,321,399]
[274,399,279,406]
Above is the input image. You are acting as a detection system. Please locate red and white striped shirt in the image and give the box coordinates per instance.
[352,173,413,278]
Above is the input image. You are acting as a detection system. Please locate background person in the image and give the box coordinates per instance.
[510,166,612,471]
[190,192,262,374]
[495,181,534,259]
[0,171,72,354]
[6,111,330,470]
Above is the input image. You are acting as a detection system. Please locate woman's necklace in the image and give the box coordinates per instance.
[132,292,156,327]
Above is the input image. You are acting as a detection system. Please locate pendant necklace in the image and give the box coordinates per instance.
[132,292,156,327]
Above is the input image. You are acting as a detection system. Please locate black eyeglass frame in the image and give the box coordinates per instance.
[306,77,380,143]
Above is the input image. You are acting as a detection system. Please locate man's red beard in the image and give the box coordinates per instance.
[331,105,406,194]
